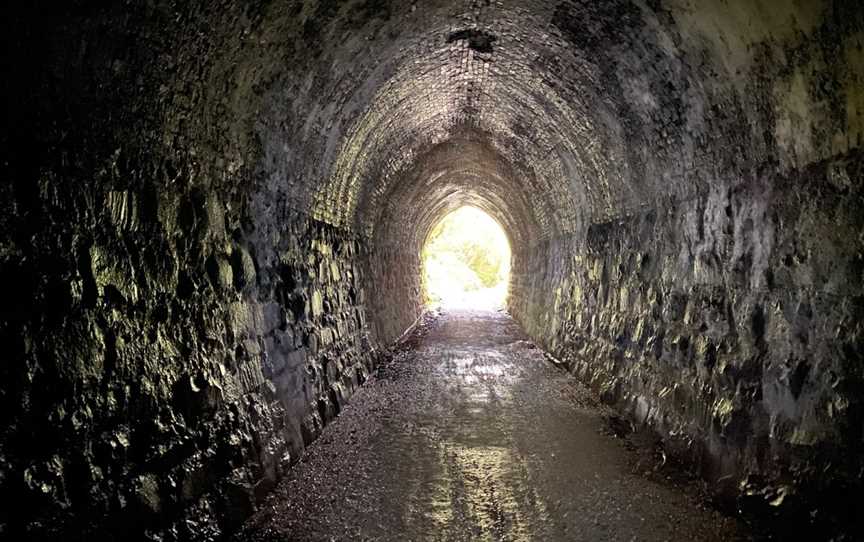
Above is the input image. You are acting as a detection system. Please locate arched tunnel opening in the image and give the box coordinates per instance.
[421,205,511,309]
[1,1,863,540]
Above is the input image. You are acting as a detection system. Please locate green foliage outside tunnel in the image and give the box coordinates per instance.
[421,206,511,307]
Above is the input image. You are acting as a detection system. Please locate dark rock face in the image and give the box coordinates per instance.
[507,1,864,529]
[1,0,862,539]
[511,151,864,525]
[1,4,385,539]
[0,183,380,538]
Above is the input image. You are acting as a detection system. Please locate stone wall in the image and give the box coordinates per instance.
[0,4,387,538]
[507,0,864,527]
[0,166,383,538]
[510,149,864,523]
[366,247,424,346]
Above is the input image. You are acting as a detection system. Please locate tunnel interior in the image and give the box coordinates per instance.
[2,0,863,539]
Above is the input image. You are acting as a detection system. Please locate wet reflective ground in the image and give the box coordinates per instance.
[237,310,750,541]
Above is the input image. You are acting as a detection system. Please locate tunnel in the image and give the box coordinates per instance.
[1,0,863,540]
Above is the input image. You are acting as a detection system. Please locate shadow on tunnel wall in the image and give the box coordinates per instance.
[1,0,863,539]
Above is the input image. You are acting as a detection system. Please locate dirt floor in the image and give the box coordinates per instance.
[235,309,753,541]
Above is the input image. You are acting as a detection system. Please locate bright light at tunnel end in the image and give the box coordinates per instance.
[421,206,511,310]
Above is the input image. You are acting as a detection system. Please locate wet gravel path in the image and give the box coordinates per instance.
[236,310,750,541]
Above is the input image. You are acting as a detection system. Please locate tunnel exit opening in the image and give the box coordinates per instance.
[421,206,511,310]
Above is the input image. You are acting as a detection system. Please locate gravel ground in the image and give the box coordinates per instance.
[235,309,752,542]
